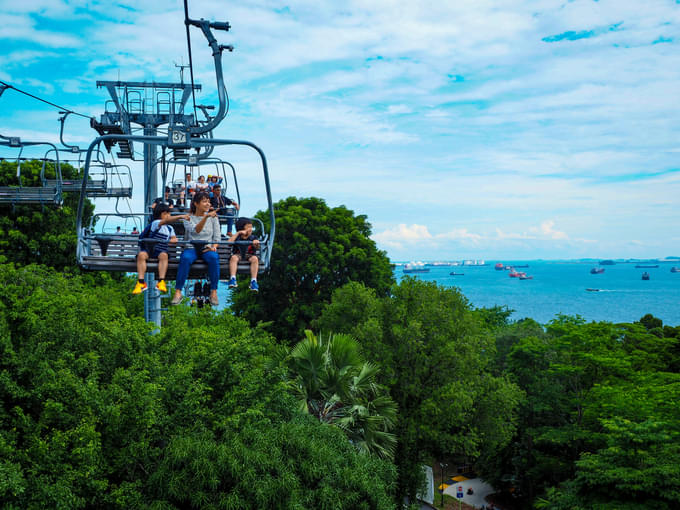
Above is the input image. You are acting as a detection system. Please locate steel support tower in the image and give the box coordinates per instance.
[92,81,201,326]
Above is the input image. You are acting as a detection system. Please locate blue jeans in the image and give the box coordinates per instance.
[175,248,220,291]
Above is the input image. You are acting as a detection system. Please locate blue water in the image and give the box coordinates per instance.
[395,261,680,326]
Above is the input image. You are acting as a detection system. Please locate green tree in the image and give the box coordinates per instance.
[148,418,397,510]
[230,196,394,342]
[316,279,522,505]
[0,159,94,270]
[493,315,680,508]
[0,263,397,508]
[286,330,397,459]
[540,372,680,509]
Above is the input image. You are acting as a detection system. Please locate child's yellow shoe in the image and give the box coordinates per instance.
[156,280,168,293]
[132,282,148,294]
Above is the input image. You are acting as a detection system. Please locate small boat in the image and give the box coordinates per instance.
[494,263,504,270]
[590,268,605,274]
[641,272,650,280]
[449,272,464,276]
[509,269,520,277]
[586,288,600,292]
[519,275,533,280]
[635,264,659,268]
[672,267,680,273]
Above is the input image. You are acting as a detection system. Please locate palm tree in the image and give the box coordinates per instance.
[288,330,397,459]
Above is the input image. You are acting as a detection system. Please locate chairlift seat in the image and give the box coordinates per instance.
[0,185,62,205]
[44,178,107,193]
[79,234,266,279]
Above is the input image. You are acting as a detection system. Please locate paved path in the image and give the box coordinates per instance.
[442,477,494,508]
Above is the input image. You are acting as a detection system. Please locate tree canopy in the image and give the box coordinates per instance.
[315,279,523,505]
[230,196,394,342]
[486,314,680,509]
[0,263,397,509]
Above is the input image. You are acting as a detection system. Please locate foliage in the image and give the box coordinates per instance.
[0,263,396,509]
[230,196,394,342]
[149,417,396,510]
[284,330,397,459]
[489,314,680,509]
[315,279,522,505]
[0,159,94,270]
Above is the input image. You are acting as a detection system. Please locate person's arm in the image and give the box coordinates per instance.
[227,197,239,211]
[194,210,217,234]
[211,217,220,249]
[169,235,178,244]
[158,214,189,226]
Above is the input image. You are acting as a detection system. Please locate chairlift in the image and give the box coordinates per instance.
[0,140,63,205]
[76,134,275,279]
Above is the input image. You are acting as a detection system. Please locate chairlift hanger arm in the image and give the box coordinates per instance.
[58,111,82,153]
[184,17,231,135]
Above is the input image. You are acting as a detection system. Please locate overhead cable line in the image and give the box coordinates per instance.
[0,80,94,120]
[183,0,199,126]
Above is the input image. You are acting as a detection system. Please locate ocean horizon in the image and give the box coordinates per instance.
[394,259,680,326]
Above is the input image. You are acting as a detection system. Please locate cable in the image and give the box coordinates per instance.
[0,80,93,119]
[183,0,199,127]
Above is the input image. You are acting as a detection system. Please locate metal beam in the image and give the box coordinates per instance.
[96,81,201,90]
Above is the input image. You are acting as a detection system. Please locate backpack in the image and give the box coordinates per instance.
[138,222,153,241]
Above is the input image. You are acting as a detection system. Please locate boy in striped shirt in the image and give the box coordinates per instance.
[132,203,189,294]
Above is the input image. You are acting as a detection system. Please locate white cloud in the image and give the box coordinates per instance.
[437,228,483,243]
[1,0,680,260]
[373,223,432,246]
[386,104,412,115]
[529,220,569,240]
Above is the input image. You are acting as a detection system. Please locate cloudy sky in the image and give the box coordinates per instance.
[1,0,679,261]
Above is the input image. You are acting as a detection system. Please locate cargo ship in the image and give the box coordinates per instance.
[403,262,430,273]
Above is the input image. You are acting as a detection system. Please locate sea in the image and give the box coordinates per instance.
[395,261,680,327]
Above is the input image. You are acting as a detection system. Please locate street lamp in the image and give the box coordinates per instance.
[439,462,448,507]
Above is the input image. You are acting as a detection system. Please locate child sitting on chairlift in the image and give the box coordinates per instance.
[132,203,189,295]
[227,217,260,292]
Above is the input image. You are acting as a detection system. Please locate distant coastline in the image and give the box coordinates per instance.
[393,257,680,265]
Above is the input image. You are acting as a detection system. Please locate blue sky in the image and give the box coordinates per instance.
[1,0,680,261]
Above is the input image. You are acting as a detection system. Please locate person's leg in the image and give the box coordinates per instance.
[248,255,260,292]
[202,250,220,291]
[250,255,259,279]
[156,251,170,292]
[133,251,149,293]
[173,248,197,301]
[229,253,240,278]
[226,217,234,236]
[157,251,168,280]
[136,250,148,277]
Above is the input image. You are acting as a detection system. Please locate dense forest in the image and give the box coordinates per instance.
[1,167,679,509]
